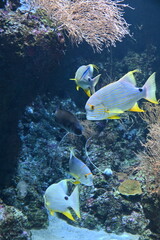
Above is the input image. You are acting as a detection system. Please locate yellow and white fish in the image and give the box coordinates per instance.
[85,69,158,120]
[70,64,101,97]
[43,179,80,221]
[69,148,93,186]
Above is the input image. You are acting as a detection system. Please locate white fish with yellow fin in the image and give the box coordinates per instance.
[43,179,80,221]
[85,69,158,120]
[70,64,101,97]
[69,148,93,186]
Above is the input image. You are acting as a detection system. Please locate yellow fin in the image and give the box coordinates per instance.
[62,209,75,221]
[50,210,55,216]
[105,109,124,114]
[89,64,99,72]
[119,69,141,86]
[84,89,91,97]
[130,69,141,74]
[70,78,76,81]
[108,116,121,119]
[72,180,81,185]
[45,201,50,206]
[128,102,145,112]
[76,86,80,91]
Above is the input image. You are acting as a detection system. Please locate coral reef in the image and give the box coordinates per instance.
[0,1,160,239]
[26,0,130,52]
[0,7,66,188]
[0,199,31,240]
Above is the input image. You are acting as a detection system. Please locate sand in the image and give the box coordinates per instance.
[31,216,140,240]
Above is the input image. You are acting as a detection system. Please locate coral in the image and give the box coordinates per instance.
[122,211,149,234]
[141,193,160,235]
[137,105,160,194]
[1,96,85,229]
[118,179,142,196]
[27,0,130,52]
[0,199,31,240]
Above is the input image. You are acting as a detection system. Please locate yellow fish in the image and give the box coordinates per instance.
[85,70,158,120]
[43,179,80,221]
[70,64,101,97]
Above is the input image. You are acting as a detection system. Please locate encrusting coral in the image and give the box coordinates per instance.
[118,179,142,196]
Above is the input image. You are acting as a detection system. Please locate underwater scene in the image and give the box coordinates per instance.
[0,0,160,239]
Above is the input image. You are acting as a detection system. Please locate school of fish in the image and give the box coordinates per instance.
[43,65,158,222]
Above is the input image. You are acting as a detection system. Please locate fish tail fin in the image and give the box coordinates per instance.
[92,74,101,87]
[70,186,80,218]
[143,72,158,104]
[90,74,101,95]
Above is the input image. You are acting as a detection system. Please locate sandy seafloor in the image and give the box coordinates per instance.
[31,216,140,240]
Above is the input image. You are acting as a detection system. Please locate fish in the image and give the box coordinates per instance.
[43,179,80,221]
[85,69,158,120]
[69,148,93,186]
[55,108,83,135]
[70,64,101,97]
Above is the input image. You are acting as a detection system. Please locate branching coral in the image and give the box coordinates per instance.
[27,0,130,52]
[138,104,160,194]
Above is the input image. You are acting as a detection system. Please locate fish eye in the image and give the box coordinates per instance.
[64,196,69,200]
[139,88,143,92]
[87,104,95,110]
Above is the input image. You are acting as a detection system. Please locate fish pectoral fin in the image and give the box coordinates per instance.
[84,89,91,97]
[76,86,80,91]
[108,115,121,119]
[62,209,75,221]
[128,102,145,112]
[105,109,124,114]
[72,180,81,185]
[45,201,50,207]
[70,78,76,81]
[50,210,55,216]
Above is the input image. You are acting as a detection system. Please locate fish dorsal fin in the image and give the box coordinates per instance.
[89,64,99,72]
[119,69,141,86]
[58,180,68,194]
[128,102,145,112]
[62,209,75,221]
